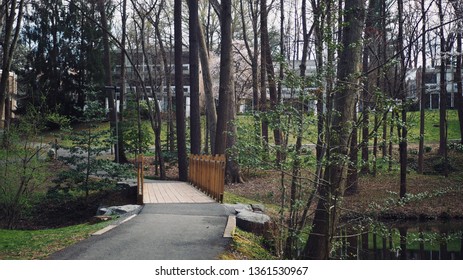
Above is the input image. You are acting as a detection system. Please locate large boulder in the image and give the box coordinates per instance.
[97,204,141,216]
[251,204,265,213]
[236,209,271,235]
[223,203,253,215]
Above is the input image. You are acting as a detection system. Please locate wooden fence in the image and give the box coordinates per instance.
[188,154,226,203]
[136,154,144,205]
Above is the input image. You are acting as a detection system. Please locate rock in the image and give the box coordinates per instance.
[116,182,131,189]
[47,149,56,160]
[97,204,141,216]
[223,203,253,215]
[236,210,271,235]
[90,215,113,224]
[251,204,265,213]
[96,207,109,216]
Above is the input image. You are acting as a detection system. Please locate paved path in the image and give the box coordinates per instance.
[49,182,232,260]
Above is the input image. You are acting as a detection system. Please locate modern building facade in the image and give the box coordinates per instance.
[113,50,204,117]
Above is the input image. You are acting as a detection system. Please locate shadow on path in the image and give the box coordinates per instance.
[49,203,231,260]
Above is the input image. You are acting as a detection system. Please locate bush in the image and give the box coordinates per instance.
[57,94,133,204]
[0,112,49,229]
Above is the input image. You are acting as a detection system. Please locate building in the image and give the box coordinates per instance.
[0,71,18,128]
[239,59,319,113]
[410,66,462,110]
[113,50,204,117]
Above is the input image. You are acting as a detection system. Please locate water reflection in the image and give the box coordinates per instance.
[335,221,463,260]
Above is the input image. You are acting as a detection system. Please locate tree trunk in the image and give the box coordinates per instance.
[261,0,282,165]
[97,0,117,162]
[259,0,269,155]
[451,1,463,145]
[189,0,201,155]
[0,0,24,130]
[418,0,427,174]
[303,0,365,260]
[198,23,217,154]
[398,0,408,197]
[311,0,325,165]
[239,0,260,146]
[175,0,188,181]
[347,106,359,195]
[214,0,233,155]
[360,0,379,175]
[137,12,166,179]
[226,82,243,183]
[154,5,174,154]
[117,0,129,164]
[437,0,448,177]
[457,33,463,144]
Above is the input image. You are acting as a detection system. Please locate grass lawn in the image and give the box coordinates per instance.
[408,109,461,142]
[235,109,461,145]
[0,222,111,260]
[36,109,461,153]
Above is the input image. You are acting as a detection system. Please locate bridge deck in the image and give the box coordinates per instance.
[143,181,215,204]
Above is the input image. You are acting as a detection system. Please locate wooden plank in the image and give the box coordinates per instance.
[143,181,215,204]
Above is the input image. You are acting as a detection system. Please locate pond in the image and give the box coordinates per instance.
[334,220,463,260]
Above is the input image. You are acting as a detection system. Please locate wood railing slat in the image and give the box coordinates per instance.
[188,154,225,203]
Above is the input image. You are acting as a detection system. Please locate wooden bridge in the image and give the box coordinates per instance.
[136,154,226,204]
[143,181,215,204]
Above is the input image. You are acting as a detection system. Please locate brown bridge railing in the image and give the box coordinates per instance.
[188,154,226,203]
[136,154,144,205]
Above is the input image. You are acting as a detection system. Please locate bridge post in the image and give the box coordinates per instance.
[137,154,144,205]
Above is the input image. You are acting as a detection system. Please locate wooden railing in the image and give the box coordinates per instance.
[136,154,144,205]
[188,154,226,203]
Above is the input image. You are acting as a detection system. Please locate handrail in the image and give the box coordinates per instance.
[188,154,226,203]
[136,154,144,205]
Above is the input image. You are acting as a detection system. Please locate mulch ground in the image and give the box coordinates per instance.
[225,147,463,221]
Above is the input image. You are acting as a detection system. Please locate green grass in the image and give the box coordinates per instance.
[236,109,461,146]
[33,109,461,156]
[408,110,461,143]
[223,191,261,205]
[220,228,277,260]
[0,221,111,260]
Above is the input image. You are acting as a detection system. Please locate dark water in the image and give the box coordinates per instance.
[334,220,463,260]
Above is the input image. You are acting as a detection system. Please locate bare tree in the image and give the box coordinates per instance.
[259,0,269,155]
[0,0,25,131]
[189,0,201,155]
[117,0,129,164]
[452,0,463,144]
[398,0,408,198]
[152,1,175,152]
[418,0,428,174]
[303,0,365,260]
[130,0,166,178]
[96,0,119,163]
[214,0,233,156]
[198,23,217,154]
[261,0,282,165]
[175,0,188,181]
[239,0,260,146]
[437,0,452,177]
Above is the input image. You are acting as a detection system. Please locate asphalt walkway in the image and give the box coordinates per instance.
[50,203,232,260]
